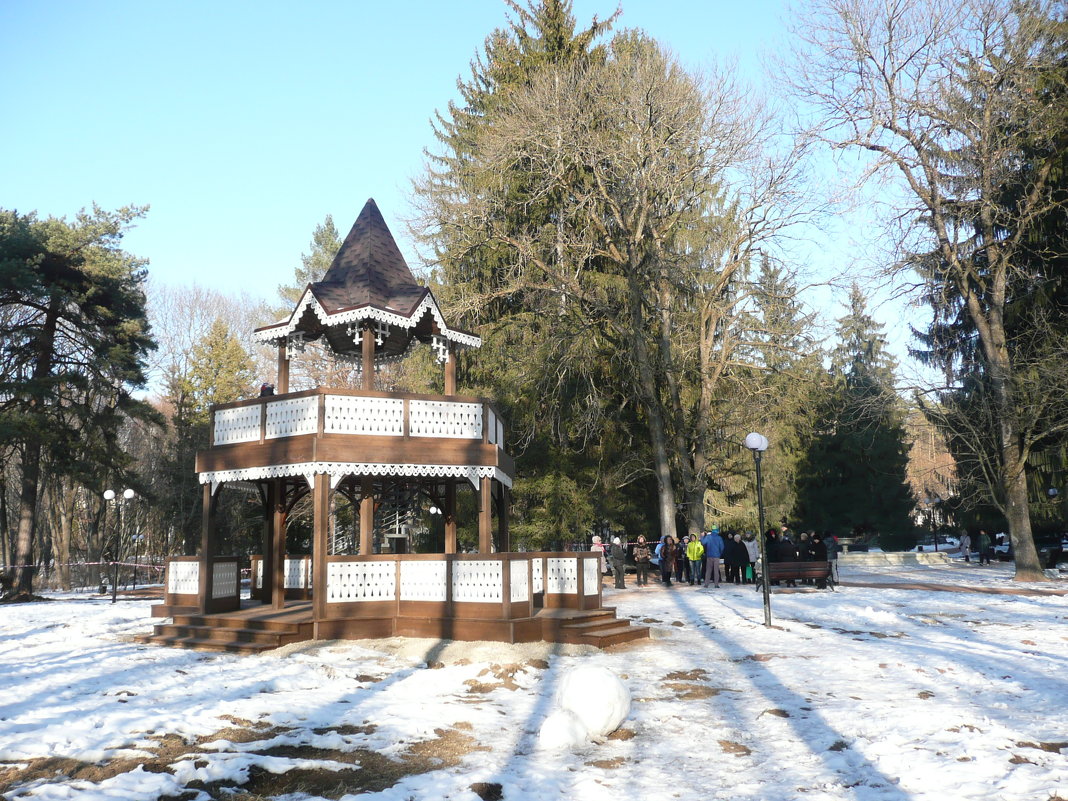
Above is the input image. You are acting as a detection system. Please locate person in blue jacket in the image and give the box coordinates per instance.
[701,527,725,588]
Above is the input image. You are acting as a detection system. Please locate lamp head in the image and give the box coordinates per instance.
[103,489,116,501]
[744,432,769,452]
[123,488,136,500]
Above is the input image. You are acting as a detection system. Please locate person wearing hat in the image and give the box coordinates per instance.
[591,535,608,577]
[610,536,627,589]
[633,536,652,587]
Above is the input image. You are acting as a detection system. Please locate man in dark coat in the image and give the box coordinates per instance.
[724,533,748,584]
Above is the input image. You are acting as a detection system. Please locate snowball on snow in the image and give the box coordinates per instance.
[537,708,588,751]
[556,665,631,740]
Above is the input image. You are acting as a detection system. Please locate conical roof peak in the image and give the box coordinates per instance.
[310,198,426,315]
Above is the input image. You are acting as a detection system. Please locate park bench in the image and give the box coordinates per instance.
[758,561,835,591]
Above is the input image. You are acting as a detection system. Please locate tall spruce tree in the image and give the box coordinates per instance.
[414,1,631,545]
[737,255,823,528]
[793,286,915,547]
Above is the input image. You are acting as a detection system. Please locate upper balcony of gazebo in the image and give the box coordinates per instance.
[195,387,512,484]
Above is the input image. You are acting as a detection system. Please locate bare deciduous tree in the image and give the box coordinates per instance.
[787,0,1066,579]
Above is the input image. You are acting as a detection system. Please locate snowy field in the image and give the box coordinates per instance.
[1,562,1066,801]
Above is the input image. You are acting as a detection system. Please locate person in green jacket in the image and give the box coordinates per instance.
[977,529,993,565]
[685,535,705,586]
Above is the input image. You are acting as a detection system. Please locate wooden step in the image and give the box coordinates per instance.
[133,634,279,654]
[150,623,301,646]
[557,617,628,634]
[170,613,304,633]
[572,624,650,648]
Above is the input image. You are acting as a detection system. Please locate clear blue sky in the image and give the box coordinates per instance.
[1,0,792,298]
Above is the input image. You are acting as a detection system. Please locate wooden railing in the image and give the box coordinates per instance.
[208,388,506,450]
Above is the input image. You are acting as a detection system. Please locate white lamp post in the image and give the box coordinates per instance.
[745,432,772,628]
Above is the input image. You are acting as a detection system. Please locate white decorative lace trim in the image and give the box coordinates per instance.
[202,462,512,490]
[253,287,481,350]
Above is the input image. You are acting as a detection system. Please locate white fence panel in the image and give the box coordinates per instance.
[213,405,262,445]
[326,395,404,436]
[327,562,396,603]
[168,562,200,595]
[265,396,319,439]
[510,559,529,603]
[409,400,483,439]
[400,560,448,601]
[546,557,578,595]
[211,562,238,599]
[452,560,502,602]
[583,557,600,595]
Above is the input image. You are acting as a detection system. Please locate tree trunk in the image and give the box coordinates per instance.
[12,443,40,597]
[627,262,677,542]
[1001,427,1044,580]
[10,294,61,598]
[971,289,1045,581]
[55,478,75,591]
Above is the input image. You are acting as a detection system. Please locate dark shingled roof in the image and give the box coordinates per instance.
[310,198,427,316]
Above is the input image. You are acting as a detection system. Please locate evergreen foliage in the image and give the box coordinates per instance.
[0,206,157,596]
[276,214,341,312]
[793,286,915,548]
[415,0,633,545]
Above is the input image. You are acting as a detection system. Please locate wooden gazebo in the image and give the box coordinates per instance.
[143,200,647,652]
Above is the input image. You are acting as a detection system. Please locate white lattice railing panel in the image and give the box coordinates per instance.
[400,560,447,601]
[265,396,319,439]
[409,400,483,439]
[510,559,529,603]
[211,562,238,599]
[284,558,307,589]
[546,557,578,595]
[452,560,502,602]
[325,395,404,436]
[532,558,543,594]
[213,405,262,445]
[327,562,396,603]
[168,562,200,595]
[583,557,600,595]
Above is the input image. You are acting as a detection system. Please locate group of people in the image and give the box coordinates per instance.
[957,529,996,565]
[593,525,839,590]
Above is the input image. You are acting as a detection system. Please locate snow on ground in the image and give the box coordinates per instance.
[1,563,1066,801]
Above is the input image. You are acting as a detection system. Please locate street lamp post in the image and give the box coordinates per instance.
[745,432,772,628]
[103,488,136,604]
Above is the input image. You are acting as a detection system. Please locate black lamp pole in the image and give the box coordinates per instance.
[746,432,772,628]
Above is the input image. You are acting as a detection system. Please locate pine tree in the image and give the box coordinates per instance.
[793,286,915,547]
[277,215,341,312]
[0,206,156,597]
[737,255,823,528]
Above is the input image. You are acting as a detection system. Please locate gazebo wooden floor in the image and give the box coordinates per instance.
[136,600,648,654]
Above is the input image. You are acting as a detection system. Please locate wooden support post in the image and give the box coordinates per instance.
[312,473,329,633]
[497,483,510,554]
[276,342,290,394]
[445,479,457,554]
[198,483,215,612]
[479,476,493,554]
[444,345,456,395]
[261,481,275,603]
[362,325,374,391]
[359,476,374,555]
[272,480,287,610]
